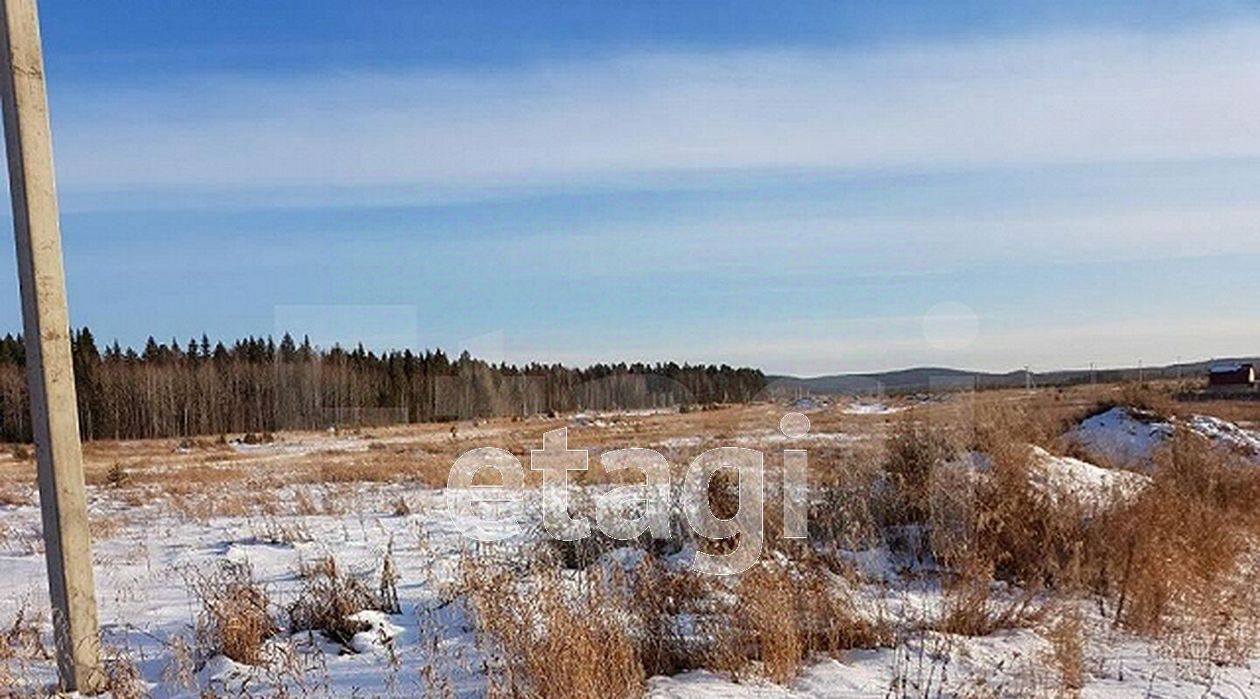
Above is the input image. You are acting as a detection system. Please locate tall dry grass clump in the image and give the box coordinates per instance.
[288,556,380,647]
[882,418,954,527]
[933,402,1260,655]
[0,602,48,668]
[965,445,1089,589]
[1082,429,1260,660]
[932,558,1044,637]
[877,417,957,563]
[713,562,889,683]
[188,561,277,666]
[807,445,883,553]
[1045,610,1085,696]
[626,556,713,678]
[461,560,644,699]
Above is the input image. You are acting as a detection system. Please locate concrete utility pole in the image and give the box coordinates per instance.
[0,0,104,693]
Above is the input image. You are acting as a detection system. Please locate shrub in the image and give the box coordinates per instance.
[882,418,954,527]
[932,558,1044,637]
[189,561,276,666]
[288,556,378,647]
[963,446,1089,588]
[106,462,128,488]
[0,603,47,662]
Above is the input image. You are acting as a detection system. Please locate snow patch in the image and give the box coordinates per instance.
[843,401,904,415]
[1027,445,1149,508]
[1064,407,1173,468]
[1187,414,1260,457]
[345,610,403,654]
[1066,406,1260,467]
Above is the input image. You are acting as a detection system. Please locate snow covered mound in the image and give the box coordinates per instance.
[1064,406,1174,468]
[1065,405,1260,468]
[946,446,1147,509]
[1027,445,1149,508]
[1186,414,1260,458]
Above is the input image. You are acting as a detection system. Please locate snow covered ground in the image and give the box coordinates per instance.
[1,402,1258,697]
[3,480,1255,698]
[842,402,905,416]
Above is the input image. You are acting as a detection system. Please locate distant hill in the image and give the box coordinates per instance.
[767,357,1258,396]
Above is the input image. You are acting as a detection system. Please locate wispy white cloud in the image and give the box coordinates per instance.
[49,22,1260,198]
[26,21,1260,374]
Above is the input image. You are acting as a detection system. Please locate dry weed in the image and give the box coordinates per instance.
[0,603,49,662]
[714,562,889,683]
[188,561,277,666]
[288,556,381,648]
[462,560,644,698]
[1045,610,1085,696]
[933,559,1045,636]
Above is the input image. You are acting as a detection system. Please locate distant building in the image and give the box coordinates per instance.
[1208,362,1256,391]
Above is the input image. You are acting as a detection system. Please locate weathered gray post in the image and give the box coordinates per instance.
[0,0,105,692]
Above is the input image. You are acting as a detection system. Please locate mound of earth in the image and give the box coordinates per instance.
[1026,445,1149,507]
[1064,406,1260,468]
[949,445,1148,509]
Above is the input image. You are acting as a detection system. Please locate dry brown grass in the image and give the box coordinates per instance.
[460,536,888,695]
[1045,610,1085,696]
[876,397,1260,668]
[288,556,380,647]
[960,446,1089,589]
[90,512,130,540]
[188,561,276,666]
[0,485,31,507]
[626,557,713,677]
[882,417,955,529]
[103,646,145,699]
[935,405,1260,661]
[249,515,313,545]
[461,561,645,699]
[932,559,1045,637]
[713,562,890,683]
[1083,429,1260,656]
[0,603,48,663]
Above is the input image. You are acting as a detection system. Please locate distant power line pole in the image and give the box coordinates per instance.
[0,0,104,693]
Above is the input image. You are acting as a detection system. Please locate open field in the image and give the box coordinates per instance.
[2,384,1260,697]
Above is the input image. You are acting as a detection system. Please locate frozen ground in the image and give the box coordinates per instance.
[0,399,1258,697]
[3,481,1256,698]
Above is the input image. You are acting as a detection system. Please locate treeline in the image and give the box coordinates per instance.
[0,329,765,442]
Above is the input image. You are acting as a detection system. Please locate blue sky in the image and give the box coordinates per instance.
[1,1,1257,375]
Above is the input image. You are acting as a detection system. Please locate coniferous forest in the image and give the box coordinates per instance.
[0,329,765,442]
